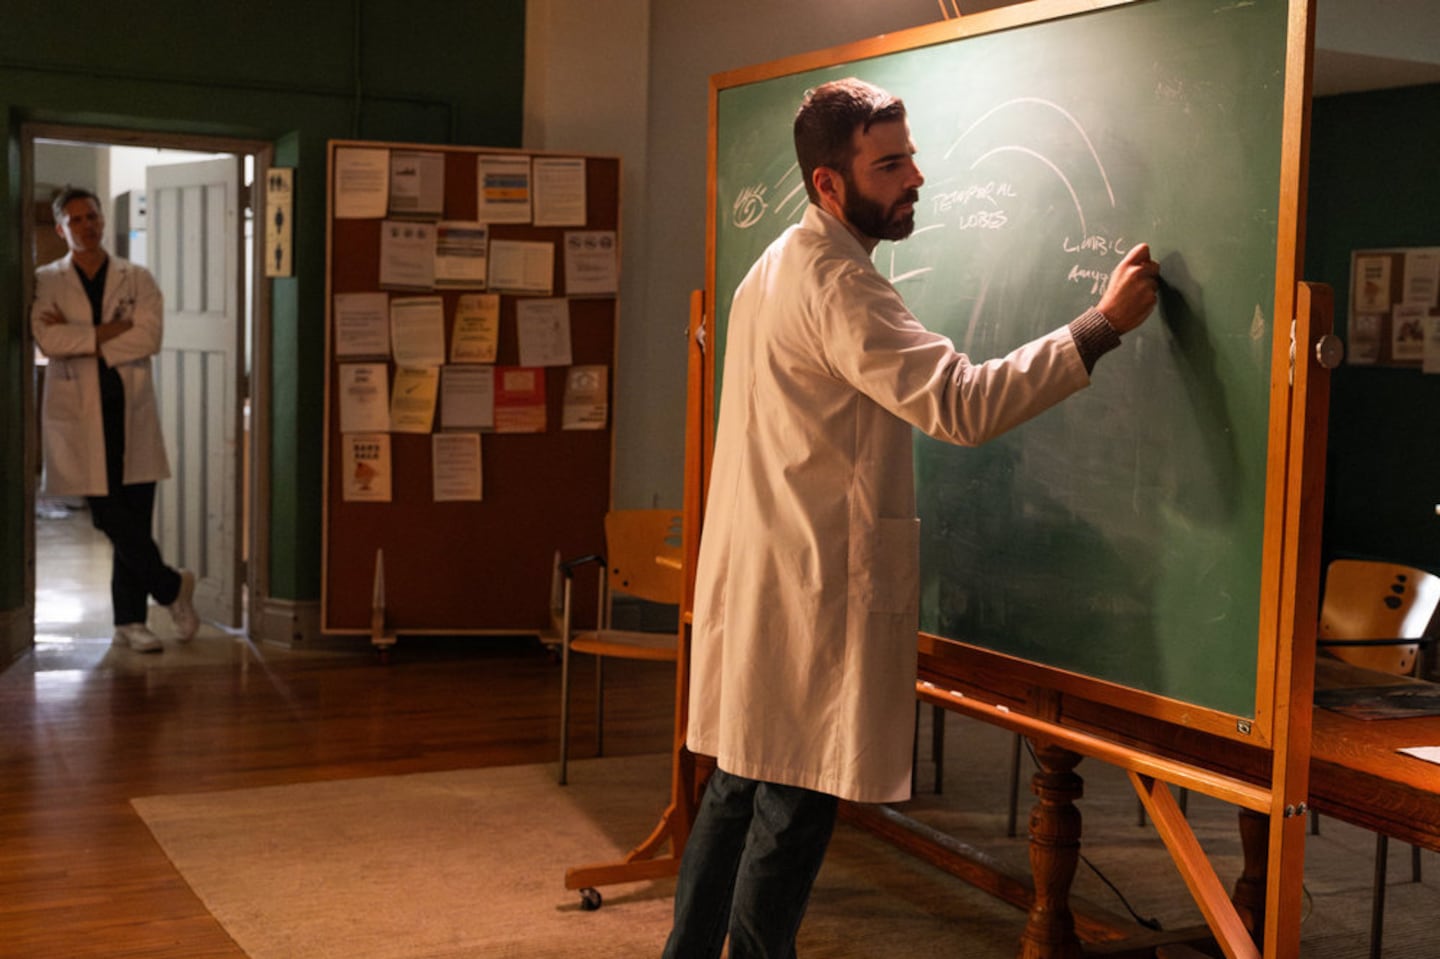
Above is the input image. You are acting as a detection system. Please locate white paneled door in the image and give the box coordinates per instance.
[146,157,244,627]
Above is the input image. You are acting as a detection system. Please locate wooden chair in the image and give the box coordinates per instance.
[554,509,683,785]
[1315,558,1440,959]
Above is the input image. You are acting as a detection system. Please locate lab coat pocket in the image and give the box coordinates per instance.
[853,517,920,616]
[43,360,84,419]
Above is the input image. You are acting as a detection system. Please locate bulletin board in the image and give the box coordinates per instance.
[1347,247,1440,368]
[321,139,621,636]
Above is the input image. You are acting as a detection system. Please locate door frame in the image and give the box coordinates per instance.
[20,122,275,641]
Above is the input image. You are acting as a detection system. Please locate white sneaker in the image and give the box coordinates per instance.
[168,569,199,641]
[114,623,163,653]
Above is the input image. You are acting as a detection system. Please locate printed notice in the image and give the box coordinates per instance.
[334,148,389,219]
[1425,316,1440,374]
[342,433,392,502]
[494,366,547,433]
[333,292,391,357]
[477,155,532,224]
[432,432,483,502]
[489,239,554,294]
[1348,314,1381,365]
[338,363,390,433]
[389,296,446,368]
[515,298,572,367]
[563,365,608,430]
[389,150,445,218]
[533,156,587,227]
[379,220,436,290]
[1392,303,1427,361]
[434,221,489,289]
[1354,255,1392,313]
[563,230,619,295]
[450,293,500,363]
[390,366,440,434]
[440,365,495,429]
[1403,249,1440,307]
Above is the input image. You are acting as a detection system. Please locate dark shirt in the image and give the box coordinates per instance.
[76,257,126,484]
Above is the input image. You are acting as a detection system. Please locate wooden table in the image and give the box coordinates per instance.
[1307,657,1440,852]
[908,640,1440,957]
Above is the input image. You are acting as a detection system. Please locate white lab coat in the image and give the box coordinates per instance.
[687,205,1093,803]
[31,254,170,497]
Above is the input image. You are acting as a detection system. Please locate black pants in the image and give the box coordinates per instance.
[88,379,179,626]
[87,482,181,626]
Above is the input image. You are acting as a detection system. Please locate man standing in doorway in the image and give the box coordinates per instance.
[32,186,198,653]
[665,79,1160,957]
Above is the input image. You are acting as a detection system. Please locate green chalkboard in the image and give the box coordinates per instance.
[710,0,1299,720]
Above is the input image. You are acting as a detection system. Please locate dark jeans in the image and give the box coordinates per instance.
[89,385,180,627]
[662,767,839,959]
[87,482,181,626]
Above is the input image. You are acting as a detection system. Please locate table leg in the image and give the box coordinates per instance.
[1020,740,1085,959]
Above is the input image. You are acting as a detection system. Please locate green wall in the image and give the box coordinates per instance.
[1,1,525,612]
[1307,84,1440,575]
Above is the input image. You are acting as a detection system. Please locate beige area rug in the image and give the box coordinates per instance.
[134,756,681,959]
[133,740,1439,959]
[132,753,1036,959]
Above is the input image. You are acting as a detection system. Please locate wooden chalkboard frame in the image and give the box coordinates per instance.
[321,139,621,640]
[703,0,1320,749]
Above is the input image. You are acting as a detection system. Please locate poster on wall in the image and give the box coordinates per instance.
[432,432,483,502]
[493,367,547,433]
[342,433,392,502]
[334,148,389,218]
[477,155,532,224]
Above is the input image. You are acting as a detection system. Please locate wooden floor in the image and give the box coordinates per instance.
[2,506,676,958]
[9,508,1437,958]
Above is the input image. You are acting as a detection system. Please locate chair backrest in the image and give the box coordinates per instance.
[1318,559,1440,675]
[604,509,684,607]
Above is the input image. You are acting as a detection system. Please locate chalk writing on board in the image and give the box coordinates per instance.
[732,184,768,229]
[726,94,1133,302]
[940,96,1123,293]
[944,98,1114,205]
[732,163,807,230]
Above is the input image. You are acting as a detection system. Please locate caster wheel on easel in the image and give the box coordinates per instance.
[579,887,603,911]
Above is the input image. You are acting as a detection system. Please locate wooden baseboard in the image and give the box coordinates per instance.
[254,596,321,647]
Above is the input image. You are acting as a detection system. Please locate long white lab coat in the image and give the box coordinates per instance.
[31,254,170,497]
[687,205,1093,803]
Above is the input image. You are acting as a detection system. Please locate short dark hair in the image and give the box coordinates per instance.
[52,185,102,223]
[793,78,907,204]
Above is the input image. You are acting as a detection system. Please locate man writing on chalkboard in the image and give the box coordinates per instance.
[664,78,1159,958]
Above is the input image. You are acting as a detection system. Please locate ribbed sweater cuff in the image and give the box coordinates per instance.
[1068,308,1122,375]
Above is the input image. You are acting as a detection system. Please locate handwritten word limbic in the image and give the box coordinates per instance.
[1062,234,1127,256]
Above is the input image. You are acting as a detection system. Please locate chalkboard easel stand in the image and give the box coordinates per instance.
[900,282,1335,959]
[562,292,714,905]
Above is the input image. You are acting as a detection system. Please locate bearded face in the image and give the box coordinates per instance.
[841,168,919,243]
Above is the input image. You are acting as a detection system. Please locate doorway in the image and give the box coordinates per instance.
[23,125,272,648]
